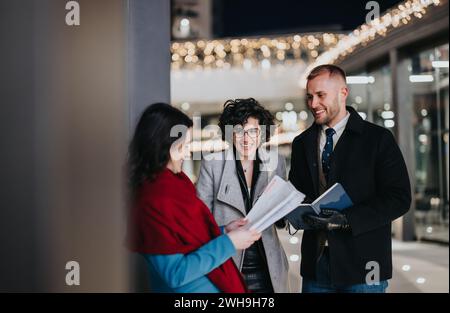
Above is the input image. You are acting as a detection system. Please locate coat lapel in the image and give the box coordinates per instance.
[252,148,278,206]
[328,107,364,186]
[216,149,247,216]
[252,164,268,206]
[305,125,320,197]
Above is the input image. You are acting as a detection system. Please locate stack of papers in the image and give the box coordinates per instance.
[245,175,305,232]
[245,176,354,231]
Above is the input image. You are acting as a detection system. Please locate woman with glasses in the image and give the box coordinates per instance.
[196,98,290,293]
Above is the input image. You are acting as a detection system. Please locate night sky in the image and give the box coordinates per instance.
[215,0,404,37]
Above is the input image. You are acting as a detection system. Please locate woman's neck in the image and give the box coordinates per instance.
[166,161,177,174]
[244,152,258,162]
[237,151,256,163]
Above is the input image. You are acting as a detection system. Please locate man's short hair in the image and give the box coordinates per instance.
[307,64,347,83]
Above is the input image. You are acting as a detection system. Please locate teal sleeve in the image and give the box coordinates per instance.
[143,234,236,289]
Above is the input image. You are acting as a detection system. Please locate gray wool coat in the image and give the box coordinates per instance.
[196,148,290,293]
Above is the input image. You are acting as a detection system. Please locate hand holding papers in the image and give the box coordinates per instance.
[298,182,353,213]
[286,183,353,229]
[245,175,305,232]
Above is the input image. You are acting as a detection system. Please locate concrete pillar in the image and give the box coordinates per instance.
[0,0,171,291]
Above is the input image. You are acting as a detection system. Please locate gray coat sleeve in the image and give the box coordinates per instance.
[196,159,215,212]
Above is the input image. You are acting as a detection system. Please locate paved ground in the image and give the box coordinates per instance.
[277,229,449,293]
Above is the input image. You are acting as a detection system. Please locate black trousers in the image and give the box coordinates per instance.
[241,241,274,293]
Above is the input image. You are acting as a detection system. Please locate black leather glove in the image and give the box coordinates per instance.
[275,218,286,229]
[302,196,313,204]
[303,209,351,231]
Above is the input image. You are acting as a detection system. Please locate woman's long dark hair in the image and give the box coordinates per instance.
[128,103,193,195]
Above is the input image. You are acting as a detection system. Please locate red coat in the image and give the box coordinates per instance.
[128,168,247,293]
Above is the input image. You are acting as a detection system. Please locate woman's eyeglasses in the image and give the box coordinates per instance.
[234,127,261,139]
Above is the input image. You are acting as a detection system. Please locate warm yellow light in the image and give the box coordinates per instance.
[277,51,285,60]
[197,40,205,48]
[179,48,187,57]
[171,0,441,71]
[231,46,240,53]
[299,0,441,87]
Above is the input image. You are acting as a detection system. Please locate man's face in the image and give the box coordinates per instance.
[306,73,348,127]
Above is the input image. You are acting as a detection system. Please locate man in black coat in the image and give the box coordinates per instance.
[287,64,411,293]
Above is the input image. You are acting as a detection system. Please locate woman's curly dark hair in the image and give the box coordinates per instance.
[128,103,193,194]
[218,98,275,142]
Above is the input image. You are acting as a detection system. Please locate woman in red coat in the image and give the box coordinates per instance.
[127,103,261,293]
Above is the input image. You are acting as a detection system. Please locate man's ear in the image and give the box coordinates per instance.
[340,86,349,104]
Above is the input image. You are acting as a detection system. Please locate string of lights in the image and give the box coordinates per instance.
[171,33,344,71]
[300,0,443,87]
[170,0,443,81]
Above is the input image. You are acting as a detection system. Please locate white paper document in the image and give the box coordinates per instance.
[245,175,305,232]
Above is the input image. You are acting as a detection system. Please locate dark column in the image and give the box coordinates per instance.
[126,0,171,292]
[0,0,170,291]
[0,0,39,292]
[127,0,171,126]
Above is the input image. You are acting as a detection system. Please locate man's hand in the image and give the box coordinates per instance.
[303,209,351,231]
